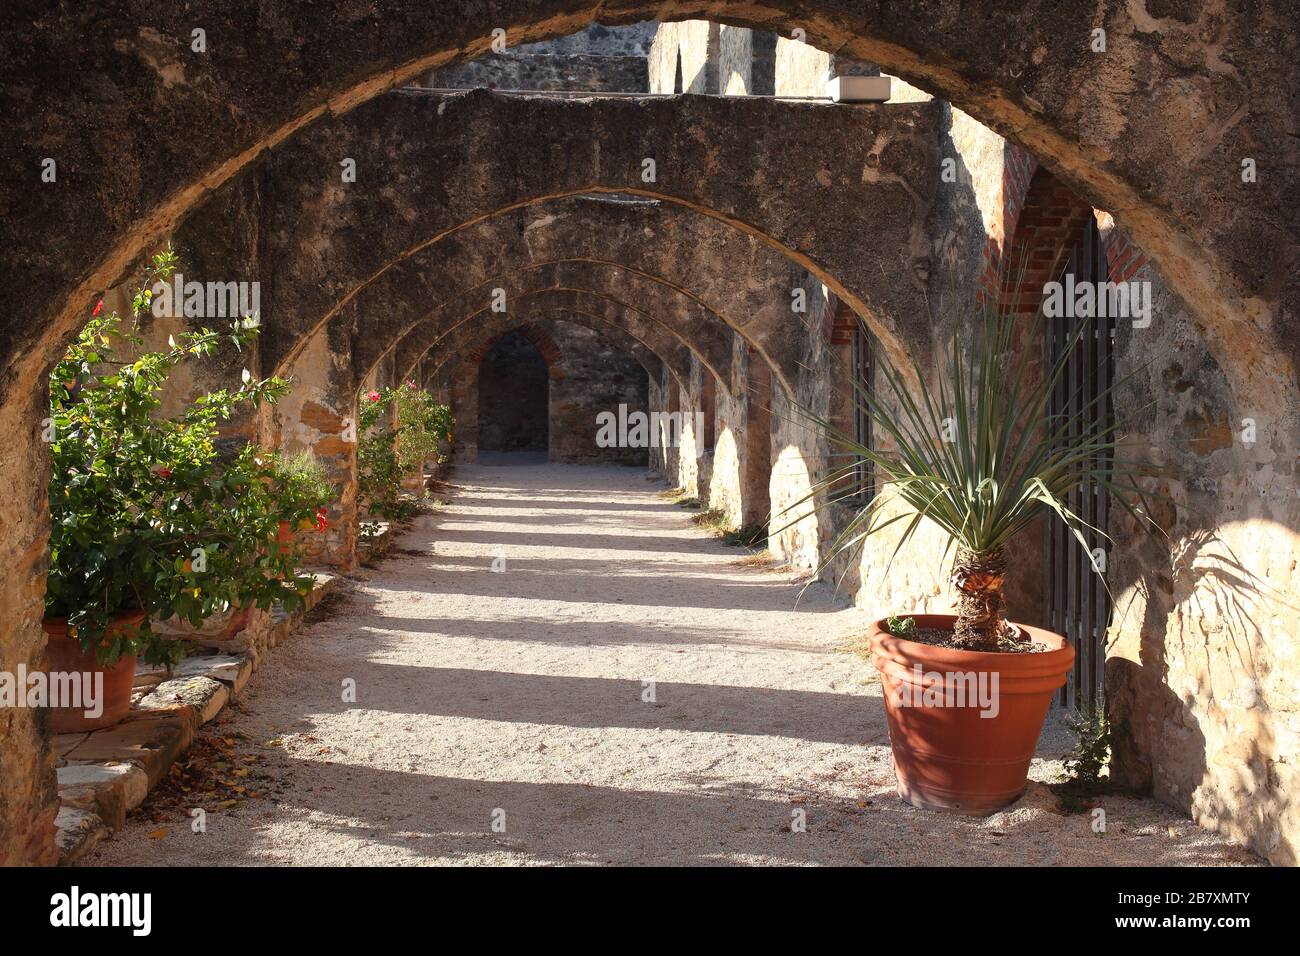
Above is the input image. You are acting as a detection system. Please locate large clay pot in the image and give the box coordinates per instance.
[869,614,1074,815]
[41,612,146,733]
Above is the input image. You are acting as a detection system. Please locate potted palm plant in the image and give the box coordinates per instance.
[45,251,317,731]
[792,286,1158,814]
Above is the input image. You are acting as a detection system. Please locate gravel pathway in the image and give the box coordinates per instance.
[88,460,1259,866]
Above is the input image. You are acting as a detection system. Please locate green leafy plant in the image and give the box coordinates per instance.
[782,272,1162,650]
[1063,707,1111,785]
[357,381,453,520]
[270,451,335,534]
[724,524,767,548]
[46,250,316,665]
[886,615,916,636]
[1055,707,1115,813]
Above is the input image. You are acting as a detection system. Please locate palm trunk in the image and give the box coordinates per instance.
[951,547,1010,651]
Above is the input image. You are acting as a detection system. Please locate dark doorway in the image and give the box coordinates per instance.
[478,331,549,455]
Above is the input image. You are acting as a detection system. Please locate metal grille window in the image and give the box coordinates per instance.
[1043,216,1115,711]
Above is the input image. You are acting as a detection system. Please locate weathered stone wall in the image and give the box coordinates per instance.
[0,386,58,865]
[424,20,655,92]
[546,320,649,465]
[1104,247,1300,866]
[515,22,657,57]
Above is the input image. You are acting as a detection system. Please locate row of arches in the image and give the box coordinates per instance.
[1,2,1295,869]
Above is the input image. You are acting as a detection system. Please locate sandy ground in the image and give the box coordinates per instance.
[87,460,1259,866]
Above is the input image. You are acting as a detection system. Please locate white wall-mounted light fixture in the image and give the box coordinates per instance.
[826,75,891,103]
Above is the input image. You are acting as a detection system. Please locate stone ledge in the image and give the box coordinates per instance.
[138,675,230,728]
[56,763,149,829]
[62,711,193,789]
[54,572,345,864]
[54,807,108,866]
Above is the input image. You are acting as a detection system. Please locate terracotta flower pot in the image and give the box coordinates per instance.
[41,612,147,733]
[868,614,1074,815]
[276,518,293,554]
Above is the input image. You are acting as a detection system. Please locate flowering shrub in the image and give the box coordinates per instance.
[269,451,335,536]
[46,250,319,665]
[357,381,453,520]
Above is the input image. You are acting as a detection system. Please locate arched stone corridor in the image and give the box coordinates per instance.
[1,7,1296,874]
[81,461,1257,867]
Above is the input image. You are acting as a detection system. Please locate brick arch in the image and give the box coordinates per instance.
[982,156,1152,314]
[470,323,562,368]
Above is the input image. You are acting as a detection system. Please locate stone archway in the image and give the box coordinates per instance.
[3,2,1291,404]
[312,195,835,398]
[244,90,934,385]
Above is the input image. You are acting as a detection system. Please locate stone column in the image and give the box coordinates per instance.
[0,387,59,865]
[448,356,479,463]
[741,345,773,529]
[274,323,358,570]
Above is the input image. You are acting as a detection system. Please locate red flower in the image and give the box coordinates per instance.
[156,467,172,479]
[315,506,329,532]
[367,390,381,402]
[92,300,104,317]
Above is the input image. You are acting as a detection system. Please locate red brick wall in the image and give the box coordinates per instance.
[981,149,1149,314]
